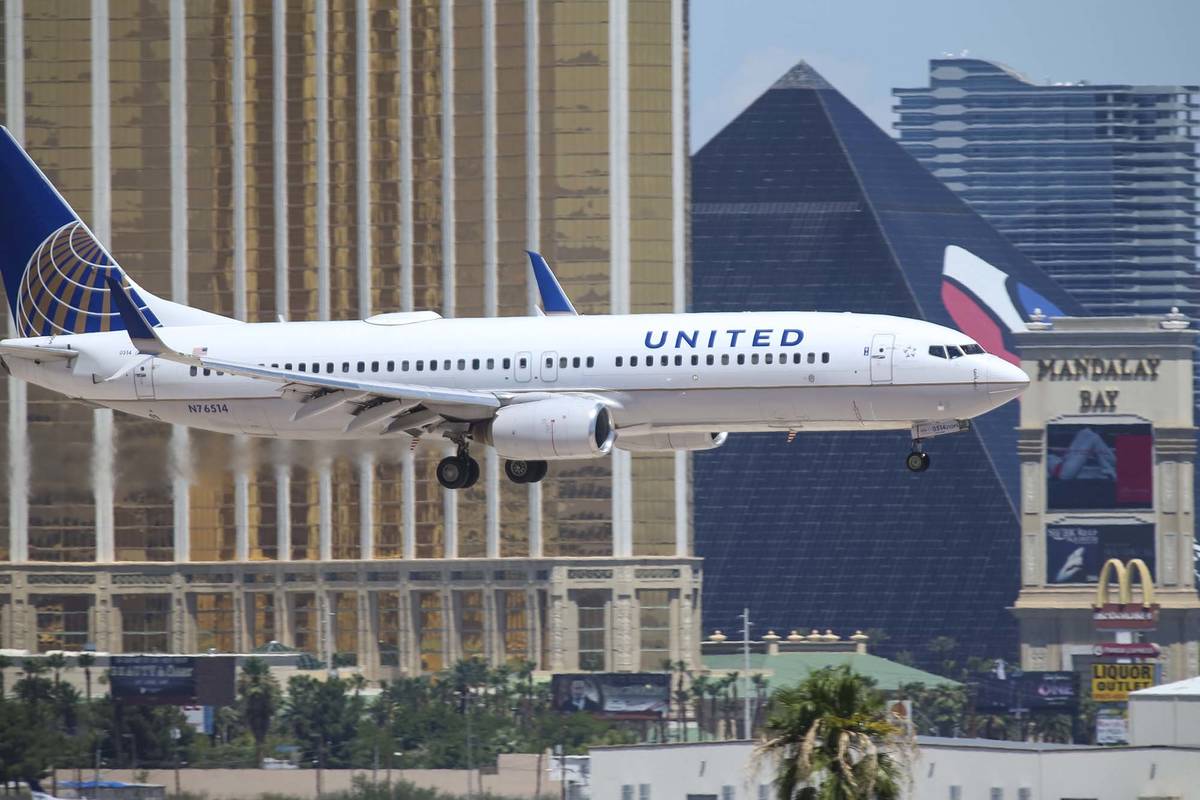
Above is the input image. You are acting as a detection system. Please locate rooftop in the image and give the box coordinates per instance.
[701,649,959,692]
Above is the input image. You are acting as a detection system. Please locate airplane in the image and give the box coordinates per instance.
[0,127,1030,489]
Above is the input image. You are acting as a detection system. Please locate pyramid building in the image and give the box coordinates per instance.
[691,62,1085,664]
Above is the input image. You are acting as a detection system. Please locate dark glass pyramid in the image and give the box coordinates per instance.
[691,61,1084,667]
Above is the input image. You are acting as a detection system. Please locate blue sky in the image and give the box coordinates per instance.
[690,0,1200,152]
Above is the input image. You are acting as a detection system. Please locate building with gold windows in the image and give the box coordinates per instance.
[0,0,699,677]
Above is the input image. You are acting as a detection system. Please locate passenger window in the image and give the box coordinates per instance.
[631,356,639,366]
[572,356,580,368]
[443,360,450,370]
[674,355,683,366]
[616,356,624,367]
[190,366,197,377]
[429,360,438,372]
[737,354,745,365]
[285,363,294,370]
[487,358,495,369]
[312,363,319,373]
[647,358,655,368]
[751,354,759,365]
[387,361,394,371]
[586,357,594,368]
[472,359,480,370]
[371,361,380,372]
[216,371,224,376]
[793,353,801,364]
[656,355,665,366]
[416,361,424,371]
[402,360,410,371]
[779,354,787,366]
[691,355,699,366]
[706,355,714,366]
[765,353,773,364]
[807,353,815,364]
[458,359,466,370]
[929,346,946,359]
[357,361,365,372]
[271,363,279,368]
[821,352,830,364]
[504,357,512,369]
[342,362,350,372]
[721,354,729,365]
[203,368,211,376]
[326,363,334,373]
[559,357,567,368]
[947,346,963,359]
[298,363,306,372]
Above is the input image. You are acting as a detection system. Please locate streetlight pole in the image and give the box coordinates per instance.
[740,608,752,738]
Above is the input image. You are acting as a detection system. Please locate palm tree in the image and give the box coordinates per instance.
[44,653,67,687]
[76,654,96,703]
[0,654,11,699]
[689,676,712,740]
[237,657,280,766]
[757,666,908,800]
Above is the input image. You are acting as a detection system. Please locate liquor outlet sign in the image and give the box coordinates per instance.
[1091,663,1154,702]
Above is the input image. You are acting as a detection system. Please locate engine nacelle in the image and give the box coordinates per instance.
[615,431,728,453]
[476,397,615,460]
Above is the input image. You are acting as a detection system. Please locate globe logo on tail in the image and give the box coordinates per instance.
[17,221,127,336]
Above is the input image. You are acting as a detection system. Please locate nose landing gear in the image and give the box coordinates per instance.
[905,449,930,472]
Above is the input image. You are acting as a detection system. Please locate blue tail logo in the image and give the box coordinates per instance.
[0,127,160,337]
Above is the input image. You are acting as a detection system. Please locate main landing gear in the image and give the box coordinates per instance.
[436,441,548,490]
[436,443,481,490]
[504,458,548,485]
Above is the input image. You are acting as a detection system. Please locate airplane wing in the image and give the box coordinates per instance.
[104,275,501,429]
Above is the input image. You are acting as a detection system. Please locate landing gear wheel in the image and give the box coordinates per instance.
[504,459,532,484]
[905,451,930,473]
[462,458,481,489]
[504,459,549,484]
[437,456,472,489]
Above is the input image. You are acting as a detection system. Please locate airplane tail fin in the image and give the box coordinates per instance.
[0,127,234,337]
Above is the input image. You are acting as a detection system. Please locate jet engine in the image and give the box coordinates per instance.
[475,397,615,460]
[615,431,728,453]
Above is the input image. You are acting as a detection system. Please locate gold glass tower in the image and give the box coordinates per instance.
[0,0,698,675]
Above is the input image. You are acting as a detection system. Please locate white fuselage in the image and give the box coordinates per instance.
[2,310,1028,443]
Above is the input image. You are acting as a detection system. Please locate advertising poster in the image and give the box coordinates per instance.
[1045,524,1155,584]
[1019,671,1078,709]
[1045,423,1153,510]
[110,655,236,705]
[1091,663,1154,703]
[1095,707,1129,746]
[552,673,670,719]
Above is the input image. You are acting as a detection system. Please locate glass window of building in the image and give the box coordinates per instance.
[638,590,673,671]
[375,592,402,668]
[117,594,170,653]
[250,593,275,649]
[456,590,485,660]
[33,595,91,652]
[193,593,235,653]
[414,591,446,672]
[332,592,358,666]
[291,592,318,653]
[573,589,609,671]
[497,590,530,665]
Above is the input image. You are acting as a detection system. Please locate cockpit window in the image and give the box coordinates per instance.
[946,345,964,359]
[929,345,946,359]
[961,344,984,355]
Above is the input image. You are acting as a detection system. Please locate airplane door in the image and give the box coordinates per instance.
[515,351,532,382]
[541,351,558,383]
[132,360,156,399]
[869,334,894,384]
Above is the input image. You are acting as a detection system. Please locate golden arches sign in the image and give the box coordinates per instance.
[1094,558,1155,607]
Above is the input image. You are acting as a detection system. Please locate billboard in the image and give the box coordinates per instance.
[1091,663,1154,703]
[1045,524,1155,584]
[1019,671,1079,709]
[110,656,237,706]
[551,673,670,719]
[1045,423,1153,510]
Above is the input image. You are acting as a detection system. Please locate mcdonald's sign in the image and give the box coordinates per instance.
[1093,558,1159,630]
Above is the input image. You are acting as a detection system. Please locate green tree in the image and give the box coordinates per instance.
[77,653,96,703]
[237,657,281,766]
[283,675,364,769]
[758,666,907,800]
[0,653,11,699]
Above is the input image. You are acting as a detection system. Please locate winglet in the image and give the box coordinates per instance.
[104,274,165,356]
[526,251,578,315]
